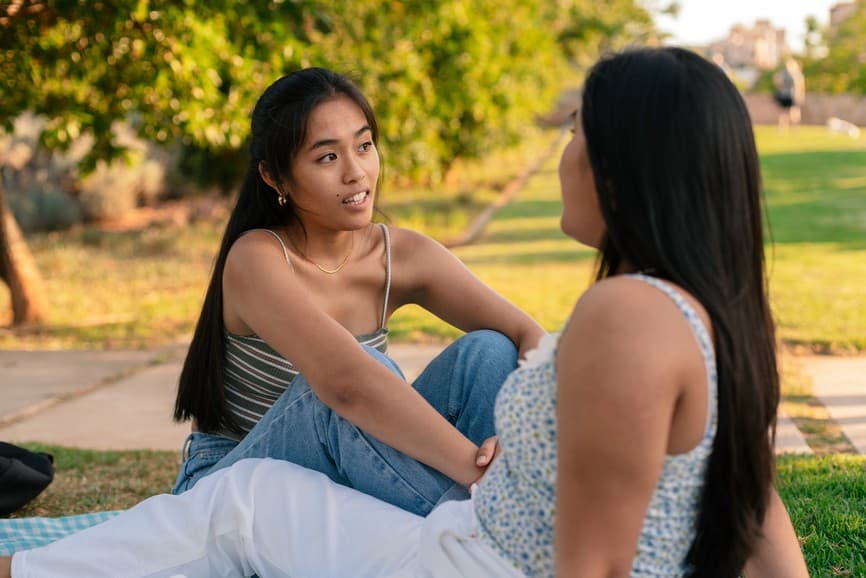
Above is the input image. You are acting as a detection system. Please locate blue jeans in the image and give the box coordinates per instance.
[171,330,518,516]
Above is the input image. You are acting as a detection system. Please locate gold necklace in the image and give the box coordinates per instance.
[290,233,354,274]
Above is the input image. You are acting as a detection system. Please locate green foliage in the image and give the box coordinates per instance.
[555,0,657,70]
[802,1,866,94]
[0,0,314,173]
[310,0,569,181]
[1,0,655,185]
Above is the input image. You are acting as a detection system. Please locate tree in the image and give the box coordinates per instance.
[555,0,662,70]
[802,1,866,94]
[0,0,317,325]
[1,0,658,327]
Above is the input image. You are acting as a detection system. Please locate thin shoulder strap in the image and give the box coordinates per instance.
[243,228,294,271]
[379,223,392,329]
[628,273,718,441]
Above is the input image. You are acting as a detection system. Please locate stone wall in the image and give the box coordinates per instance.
[543,89,866,128]
[745,92,866,126]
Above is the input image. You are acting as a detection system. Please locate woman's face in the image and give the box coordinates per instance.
[558,110,605,248]
[285,95,380,231]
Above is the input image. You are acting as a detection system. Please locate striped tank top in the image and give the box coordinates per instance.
[219,223,392,439]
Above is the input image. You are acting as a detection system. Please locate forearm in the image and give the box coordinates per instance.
[743,487,809,577]
[323,363,484,486]
[497,311,545,360]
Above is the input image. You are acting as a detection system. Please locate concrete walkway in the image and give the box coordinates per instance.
[0,344,848,455]
[0,343,447,452]
[799,355,866,454]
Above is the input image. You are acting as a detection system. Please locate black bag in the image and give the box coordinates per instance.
[0,442,55,516]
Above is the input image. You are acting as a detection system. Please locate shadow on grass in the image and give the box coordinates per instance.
[478,227,571,245]
[460,249,596,267]
[762,149,866,248]
[493,198,563,220]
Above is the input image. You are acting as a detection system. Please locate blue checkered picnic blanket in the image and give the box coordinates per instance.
[0,511,121,555]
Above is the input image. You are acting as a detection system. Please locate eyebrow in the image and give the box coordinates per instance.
[307,125,372,152]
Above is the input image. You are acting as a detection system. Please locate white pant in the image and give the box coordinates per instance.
[12,458,523,578]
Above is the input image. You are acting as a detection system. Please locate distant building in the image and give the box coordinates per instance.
[704,19,788,88]
[830,2,857,35]
[707,19,788,71]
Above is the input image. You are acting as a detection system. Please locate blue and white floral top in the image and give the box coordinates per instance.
[473,274,718,577]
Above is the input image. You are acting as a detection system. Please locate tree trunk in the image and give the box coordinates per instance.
[0,177,48,325]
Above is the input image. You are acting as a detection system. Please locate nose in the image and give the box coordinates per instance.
[342,154,366,184]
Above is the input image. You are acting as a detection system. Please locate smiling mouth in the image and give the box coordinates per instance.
[342,191,369,205]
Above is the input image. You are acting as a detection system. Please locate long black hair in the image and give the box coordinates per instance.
[174,68,380,434]
[581,47,779,576]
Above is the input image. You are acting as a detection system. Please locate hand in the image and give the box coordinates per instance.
[470,436,502,486]
[518,329,546,362]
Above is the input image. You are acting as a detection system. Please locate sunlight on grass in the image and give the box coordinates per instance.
[769,244,866,352]
[390,136,596,338]
[1,125,864,351]
[10,441,862,577]
[757,126,866,353]
[11,444,179,517]
[777,454,866,578]
[755,125,866,153]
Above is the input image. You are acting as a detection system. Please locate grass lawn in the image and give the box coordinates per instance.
[392,125,866,355]
[777,454,866,577]
[0,128,554,350]
[757,127,866,353]
[9,443,865,577]
[0,125,863,353]
[1,124,864,572]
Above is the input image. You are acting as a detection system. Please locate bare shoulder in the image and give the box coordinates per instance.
[569,276,708,337]
[560,276,710,384]
[386,225,442,252]
[386,226,449,265]
[225,229,290,270]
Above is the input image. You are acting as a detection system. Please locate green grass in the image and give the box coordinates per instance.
[10,444,179,516]
[0,129,553,349]
[0,221,221,350]
[9,443,864,575]
[392,125,866,352]
[1,125,864,353]
[777,454,866,577]
[2,126,862,572]
[758,127,866,352]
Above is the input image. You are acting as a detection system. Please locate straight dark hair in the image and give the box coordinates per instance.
[174,68,380,434]
[581,47,779,576]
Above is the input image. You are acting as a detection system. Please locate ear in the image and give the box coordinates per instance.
[258,161,282,193]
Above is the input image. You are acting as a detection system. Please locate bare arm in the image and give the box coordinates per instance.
[224,232,484,486]
[555,279,702,577]
[743,486,809,577]
[391,228,546,358]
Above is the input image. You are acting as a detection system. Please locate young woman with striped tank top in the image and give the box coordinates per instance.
[2,48,809,577]
[166,68,546,513]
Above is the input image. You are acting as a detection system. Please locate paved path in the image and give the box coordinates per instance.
[798,355,866,454]
[0,343,447,452]
[0,345,845,455]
